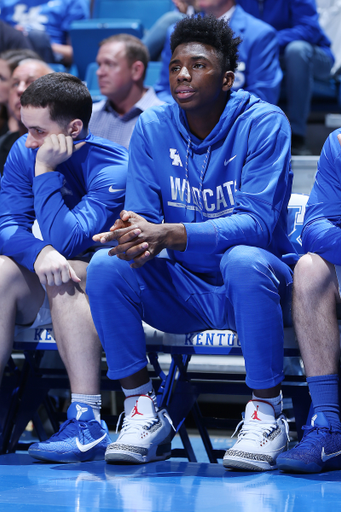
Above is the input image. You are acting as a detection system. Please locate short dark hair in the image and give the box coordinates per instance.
[0,48,42,73]
[170,15,241,73]
[20,72,92,128]
[99,33,149,80]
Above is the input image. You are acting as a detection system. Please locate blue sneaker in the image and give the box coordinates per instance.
[277,412,341,473]
[28,402,111,463]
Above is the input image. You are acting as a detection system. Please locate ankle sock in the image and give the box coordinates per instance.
[121,379,157,410]
[71,393,101,423]
[252,391,283,418]
[307,374,341,430]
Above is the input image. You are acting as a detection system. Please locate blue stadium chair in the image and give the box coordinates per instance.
[92,0,174,30]
[69,19,144,80]
[145,61,162,87]
[84,62,105,102]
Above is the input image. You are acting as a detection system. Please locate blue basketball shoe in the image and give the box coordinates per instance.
[28,402,111,463]
[277,412,341,473]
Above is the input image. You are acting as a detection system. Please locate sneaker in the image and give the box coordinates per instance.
[277,412,341,473]
[28,402,111,463]
[105,394,174,464]
[223,400,289,471]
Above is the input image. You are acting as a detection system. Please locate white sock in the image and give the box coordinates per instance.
[252,391,283,417]
[121,379,157,410]
[71,393,101,423]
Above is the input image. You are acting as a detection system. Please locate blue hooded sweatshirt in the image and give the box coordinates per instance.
[125,89,297,276]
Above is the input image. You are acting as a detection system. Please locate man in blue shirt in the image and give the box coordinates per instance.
[0,72,128,463]
[0,0,89,65]
[277,130,341,473]
[237,0,334,155]
[154,0,283,105]
[86,14,297,471]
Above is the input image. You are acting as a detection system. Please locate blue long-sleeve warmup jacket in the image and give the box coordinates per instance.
[0,132,128,271]
[125,89,297,276]
[237,0,334,63]
[154,4,283,105]
[302,128,341,265]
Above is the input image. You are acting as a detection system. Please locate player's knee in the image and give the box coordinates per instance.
[0,256,25,289]
[294,253,333,298]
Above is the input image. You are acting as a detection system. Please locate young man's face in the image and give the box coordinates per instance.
[21,105,67,149]
[169,42,231,113]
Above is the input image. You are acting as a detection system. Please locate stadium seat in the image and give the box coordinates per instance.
[92,0,174,30]
[69,19,144,80]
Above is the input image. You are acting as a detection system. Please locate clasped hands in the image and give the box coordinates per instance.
[93,211,186,269]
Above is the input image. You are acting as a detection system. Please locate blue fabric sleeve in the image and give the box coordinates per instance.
[275,0,333,60]
[32,159,126,257]
[302,129,341,265]
[0,141,127,271]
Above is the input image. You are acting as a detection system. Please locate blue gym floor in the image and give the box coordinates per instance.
[0,435,341,511]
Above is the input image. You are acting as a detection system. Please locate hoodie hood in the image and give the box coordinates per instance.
[174,89,262,151]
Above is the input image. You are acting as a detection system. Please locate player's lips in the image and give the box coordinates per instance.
[174,87,195,99]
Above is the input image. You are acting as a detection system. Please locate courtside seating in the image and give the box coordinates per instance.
[0,194,310,461]
[85,60,162,100]
[69,19,144,80]
[92,0,174,30]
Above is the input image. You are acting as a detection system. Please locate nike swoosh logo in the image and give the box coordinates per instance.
[321,447,341,462]
[224,155,237,166]
[109,186,125,193]
[76,433,107,453]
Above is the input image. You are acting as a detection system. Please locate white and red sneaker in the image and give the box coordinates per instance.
[105,395,174,464]
[223,400,289,471]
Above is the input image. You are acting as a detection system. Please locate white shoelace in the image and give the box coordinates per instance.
[116,410,175,435]
[231,415,289,443]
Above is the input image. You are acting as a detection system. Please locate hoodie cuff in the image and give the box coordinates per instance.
[183,221,217,253]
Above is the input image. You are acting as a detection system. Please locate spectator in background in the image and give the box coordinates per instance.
[0,48,41,137]
[142,0,198,61]
[154,0,282,105]
[0,58,53,174]
[0,0,89,66]
[237,0,334,155]
[0,19,34,54]
[89,34,164,150]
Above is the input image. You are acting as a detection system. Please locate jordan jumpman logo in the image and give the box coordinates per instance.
[251,405,261,421]
[131,400,143,417]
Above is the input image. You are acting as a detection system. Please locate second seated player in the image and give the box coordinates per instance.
[86,15,297,471]
[0,73,128,463]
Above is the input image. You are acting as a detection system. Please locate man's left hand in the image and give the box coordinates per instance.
[35,134,85,176]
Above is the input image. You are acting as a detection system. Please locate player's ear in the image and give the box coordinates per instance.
[223,71,234,91]
[68,119,83,139]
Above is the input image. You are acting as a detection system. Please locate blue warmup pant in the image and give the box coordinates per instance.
[86,245,293,390]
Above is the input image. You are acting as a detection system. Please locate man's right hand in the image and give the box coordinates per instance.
[34,245,81,286]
